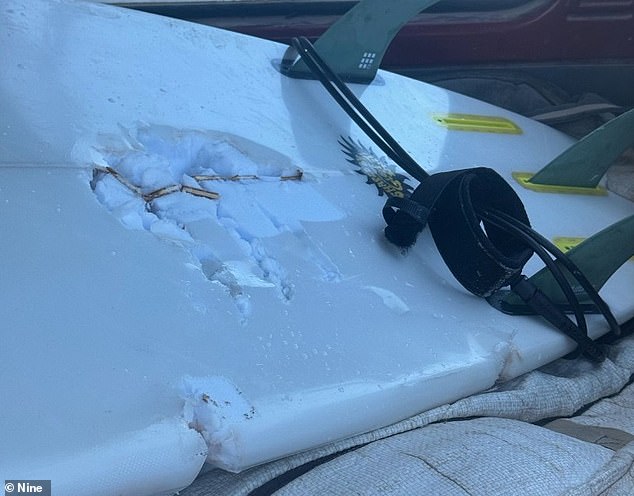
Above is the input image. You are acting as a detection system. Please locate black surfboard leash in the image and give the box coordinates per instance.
[285,37,428,183]
[287,36,620,361]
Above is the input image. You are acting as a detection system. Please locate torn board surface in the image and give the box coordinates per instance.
[1,0,632,492]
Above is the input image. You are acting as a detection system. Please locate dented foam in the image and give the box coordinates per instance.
[90,124,344,319]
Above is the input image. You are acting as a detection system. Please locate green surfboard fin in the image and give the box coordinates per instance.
[529,108,634,188]
[282,0,441,83]
[502,215,634,309]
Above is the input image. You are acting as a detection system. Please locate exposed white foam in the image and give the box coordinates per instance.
[90,123,344,319]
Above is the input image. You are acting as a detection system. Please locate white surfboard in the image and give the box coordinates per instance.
[1,0,632,494]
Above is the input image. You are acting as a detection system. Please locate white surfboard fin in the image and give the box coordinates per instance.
[281,0,441,83]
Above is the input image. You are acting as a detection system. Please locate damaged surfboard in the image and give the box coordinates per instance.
[1,0,632,494]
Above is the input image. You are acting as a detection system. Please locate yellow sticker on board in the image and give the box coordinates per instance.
[554,236,634,261]
[433,114,522,134]
[553,237,586,253]
[512,172,608,196]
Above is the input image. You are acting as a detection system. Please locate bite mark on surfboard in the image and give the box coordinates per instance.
[180,375,256,468]
[89,124,343,321]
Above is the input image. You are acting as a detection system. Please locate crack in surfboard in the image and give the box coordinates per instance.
[89,123,344,322]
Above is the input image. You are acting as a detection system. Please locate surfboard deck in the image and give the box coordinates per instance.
[1,0,632,492]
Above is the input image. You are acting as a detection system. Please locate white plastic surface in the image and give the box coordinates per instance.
[1,0,632,491]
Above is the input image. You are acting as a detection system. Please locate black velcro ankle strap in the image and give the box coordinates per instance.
[383,167,533,297]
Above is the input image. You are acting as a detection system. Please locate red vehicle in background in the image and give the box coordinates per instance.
[117,0,634,110]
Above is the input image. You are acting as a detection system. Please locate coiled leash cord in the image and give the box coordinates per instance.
[288,36,620,361]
